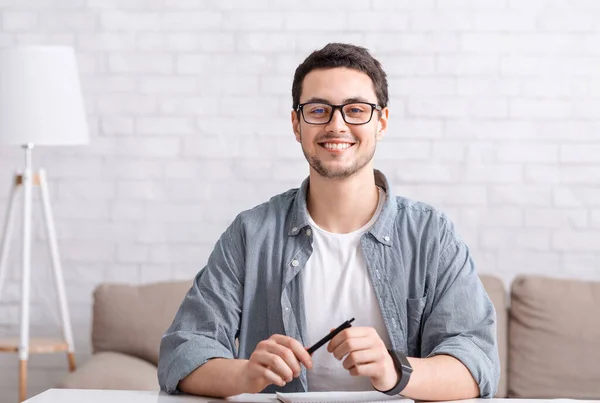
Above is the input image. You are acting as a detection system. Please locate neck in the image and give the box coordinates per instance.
[306,167,380,234]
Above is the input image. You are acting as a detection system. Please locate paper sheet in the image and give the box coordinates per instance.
[275,391,412,403]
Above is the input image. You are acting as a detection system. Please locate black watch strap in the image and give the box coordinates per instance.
[376,350,413,396]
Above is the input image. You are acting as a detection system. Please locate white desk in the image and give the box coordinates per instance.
[23,389,600,403]
[24,389,215,403]
[24,390,275,403]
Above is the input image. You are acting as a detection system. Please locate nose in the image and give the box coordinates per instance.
[325,107,348,133]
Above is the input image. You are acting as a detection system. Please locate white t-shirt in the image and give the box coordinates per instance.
[302,187,392,391]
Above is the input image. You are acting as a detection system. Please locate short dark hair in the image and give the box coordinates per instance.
[291,43,388,110]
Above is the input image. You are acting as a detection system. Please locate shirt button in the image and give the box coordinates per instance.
[306,229,312,236]
[291,260,299,267]
[384,236,390,242]
[292,227,298,232]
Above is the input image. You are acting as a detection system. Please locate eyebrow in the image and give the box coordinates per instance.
[303,96,373,104]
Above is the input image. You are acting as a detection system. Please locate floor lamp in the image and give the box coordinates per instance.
[0,46,89,402]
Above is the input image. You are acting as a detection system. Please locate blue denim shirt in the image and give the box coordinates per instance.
[158,170,500,397]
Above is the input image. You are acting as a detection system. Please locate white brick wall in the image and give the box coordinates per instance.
[1,0,600,400]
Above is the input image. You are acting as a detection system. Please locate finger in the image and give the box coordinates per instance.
[261,366,288,387]
[254,351,295,382]
[327,327,374,353]
[348,361,380,378]
[342,349,383,371]
[248,360,287,388]
[328,327,381,353]
[271,334,313,369]
[330,336,373,360]
[264,343,302,376]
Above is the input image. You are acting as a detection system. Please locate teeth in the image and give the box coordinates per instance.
[323,143,352,150]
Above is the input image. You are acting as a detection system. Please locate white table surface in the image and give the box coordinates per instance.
[24,389,220,403]
[23,389,600,403]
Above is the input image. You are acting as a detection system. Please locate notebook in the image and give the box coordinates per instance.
[275,391,413,403]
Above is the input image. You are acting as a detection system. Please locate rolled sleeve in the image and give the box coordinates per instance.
[157,217,245,393]
[421,238,500,398]
[159,333,234,394]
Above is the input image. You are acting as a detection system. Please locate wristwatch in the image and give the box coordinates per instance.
[376,349,413,396]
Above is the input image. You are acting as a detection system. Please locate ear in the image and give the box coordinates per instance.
[291,109,301,143]
[376,107,389,141]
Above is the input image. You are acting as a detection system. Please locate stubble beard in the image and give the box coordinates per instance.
[300,128,377,180]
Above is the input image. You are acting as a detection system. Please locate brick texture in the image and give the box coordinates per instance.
[1,0,600,400]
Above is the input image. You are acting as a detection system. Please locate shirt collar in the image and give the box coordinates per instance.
[288,169,398,246]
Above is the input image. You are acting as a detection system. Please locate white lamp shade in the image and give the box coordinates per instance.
[0,46,89,146]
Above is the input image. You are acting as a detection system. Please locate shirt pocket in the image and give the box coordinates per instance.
[406,295,427,357]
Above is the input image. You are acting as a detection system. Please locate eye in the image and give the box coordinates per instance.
[305,104,330,116]
[344,104,368,115]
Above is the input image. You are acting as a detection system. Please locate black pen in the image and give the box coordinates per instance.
[306,317,355,355]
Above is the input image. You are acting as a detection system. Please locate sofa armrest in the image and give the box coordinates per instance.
[508,275,600,399]
[57,352,159,391]
[92,280,191,366]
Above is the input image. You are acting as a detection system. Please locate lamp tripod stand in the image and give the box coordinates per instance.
[0,144,76,402]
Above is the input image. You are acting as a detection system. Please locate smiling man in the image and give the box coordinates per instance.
[158,43,500,400]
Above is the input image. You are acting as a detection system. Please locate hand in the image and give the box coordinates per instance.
[327,327,399,391]
[241,334,313,393]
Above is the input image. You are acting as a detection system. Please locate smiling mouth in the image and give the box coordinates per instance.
[318,142,355,151]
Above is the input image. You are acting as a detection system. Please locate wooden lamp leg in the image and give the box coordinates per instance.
[67,351,76,372]
[19,359,27,402]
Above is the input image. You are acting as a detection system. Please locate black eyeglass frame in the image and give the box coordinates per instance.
[296,102,383,125]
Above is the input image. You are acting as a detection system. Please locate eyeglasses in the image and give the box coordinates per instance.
[296,102,382,125]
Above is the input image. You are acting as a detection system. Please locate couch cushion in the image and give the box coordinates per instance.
[478,274,508,398]
[508,275,600,398]
[57,352,159,390]
[92,280,191,366]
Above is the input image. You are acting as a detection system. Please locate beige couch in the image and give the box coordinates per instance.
[59,275,600,398]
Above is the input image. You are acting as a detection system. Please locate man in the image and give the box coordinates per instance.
[158,43,500,400]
